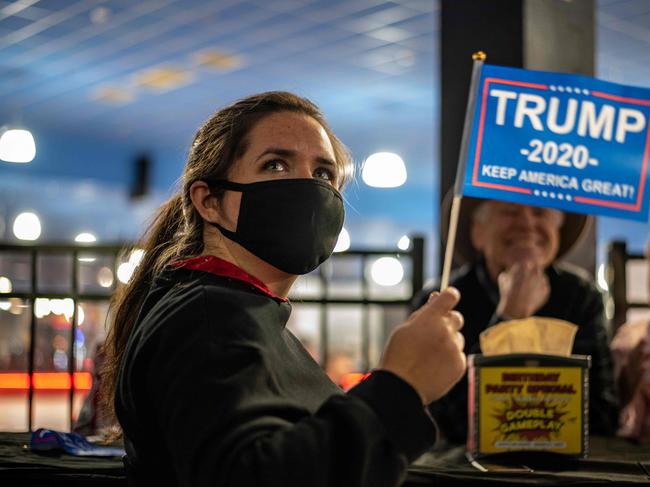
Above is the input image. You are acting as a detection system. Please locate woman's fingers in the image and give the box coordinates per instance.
[427,291,440,302]
[426,287,460,315]
[455,331,465,350]
[448,310,464,330]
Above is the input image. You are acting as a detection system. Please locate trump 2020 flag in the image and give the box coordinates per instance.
[463,64,650,222]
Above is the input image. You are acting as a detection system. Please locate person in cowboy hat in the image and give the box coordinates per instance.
[412,195,619,445]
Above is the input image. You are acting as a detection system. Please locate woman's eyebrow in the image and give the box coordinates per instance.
[255,147,294,161]
[316,156,337,168]
[255,147,336,167]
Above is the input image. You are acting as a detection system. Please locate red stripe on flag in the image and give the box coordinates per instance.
[591,91,650,106]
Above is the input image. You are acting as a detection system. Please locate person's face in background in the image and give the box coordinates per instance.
[216,111,340,231]
[470,201,563,277]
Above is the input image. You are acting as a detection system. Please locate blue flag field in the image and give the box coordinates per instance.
[463,64,650,222]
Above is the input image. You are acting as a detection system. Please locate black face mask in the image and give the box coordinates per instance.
[204,178,345,275]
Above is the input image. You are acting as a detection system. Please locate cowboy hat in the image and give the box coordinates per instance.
[441,190,590,264]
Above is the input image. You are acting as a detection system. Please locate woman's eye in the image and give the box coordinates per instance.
[314,167,335,181]
[263,160,286,172]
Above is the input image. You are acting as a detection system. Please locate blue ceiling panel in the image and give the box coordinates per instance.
[0,0,646,276]
[0,13,32,31]
[0,0,439,157]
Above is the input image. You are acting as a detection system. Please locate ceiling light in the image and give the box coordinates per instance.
[90,7,111,24]
[13,212,41,241]
[397,235,411,251]
[370,257,404,286]
[0,129,36,163]
[78,255,97,263]
[0,276,12,293]
[93,86,133,105]
[75,232,97,243]
[362,152,407,188]
[333,227,350,253]
[133,66,193,92]
[194,50,244,71]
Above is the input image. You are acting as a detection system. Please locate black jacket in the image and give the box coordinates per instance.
[116,266,436,487]
[412,259,619,444]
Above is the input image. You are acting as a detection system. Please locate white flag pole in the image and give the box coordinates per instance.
[440,51,486,290]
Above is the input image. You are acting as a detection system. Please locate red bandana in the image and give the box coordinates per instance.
[171,255,288,302]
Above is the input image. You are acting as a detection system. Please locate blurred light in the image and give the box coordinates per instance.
[47,298,75,321]
[93,86,134,105]
[34,372,71,390]
[34,298,51,318]
[194,50,244,71]
[0,372,92,391]
[49,298,64,316]
[98,266,114,287]
[0,276,12,311]
[117,262,135,284]
[597,264,608,291]
[8,298,23,315]
[13,212,41,240]
[75,232,97,243]
[0,129,36,163]
[116,248,145,284]
[75,328,85,346]
[370,257,404,286]
[397,235,410,251]
[129,248,145,266]
[48,299,62,316]
[362,152,407,188]
[62,298,74,321]
[395,49,416,67]
[78,255,97,263]
[0,276,12,293]
[53,349,68,370]
[333,227,350,253]
[0,372,30,389]
[73,372,92,390]
[77,305,85,326]
[340,372,369,391]
[90,6,111,24]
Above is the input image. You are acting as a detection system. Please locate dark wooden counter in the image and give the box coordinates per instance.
[1,433,649,486]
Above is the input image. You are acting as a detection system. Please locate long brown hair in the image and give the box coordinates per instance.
[100,92,352,430]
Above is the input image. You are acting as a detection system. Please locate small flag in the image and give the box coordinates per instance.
[462,64,650,222]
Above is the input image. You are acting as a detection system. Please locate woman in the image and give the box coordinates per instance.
[101,92,466,487]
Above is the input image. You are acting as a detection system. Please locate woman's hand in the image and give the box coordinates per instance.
[380,287,467,405]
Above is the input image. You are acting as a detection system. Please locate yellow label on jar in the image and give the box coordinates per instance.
[478,366,583,454]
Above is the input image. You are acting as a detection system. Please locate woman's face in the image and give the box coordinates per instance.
[217,111,339,230]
